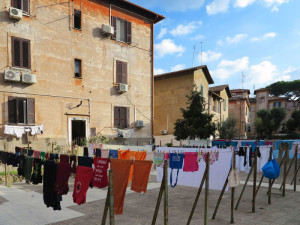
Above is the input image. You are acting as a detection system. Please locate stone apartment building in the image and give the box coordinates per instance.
[153,66,215,145]
[249,88,300,137]
[228,89,250,139]
[0,0,164,151]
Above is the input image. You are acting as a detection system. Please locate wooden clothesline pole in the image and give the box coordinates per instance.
[282,143,289,197]
[101,170,114,225]
[294,145,298,192]
[204,153,210,225]
[164,159,168,225]
[231,150,236,223]
[252,147,258,213]
[4,143,7,187]
[279,156,295,190]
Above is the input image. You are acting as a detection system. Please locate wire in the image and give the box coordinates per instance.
[123,94,151,121]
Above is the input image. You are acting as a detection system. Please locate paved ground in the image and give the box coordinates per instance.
[0,161,299,225]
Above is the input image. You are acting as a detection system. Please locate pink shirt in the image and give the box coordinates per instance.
[183,152,199,172]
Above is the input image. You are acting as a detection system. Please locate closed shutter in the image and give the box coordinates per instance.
[116,61,122,83]
[122,62,127,84]
[22,0,30,14]
[111,16,116,40]
[114,107,120,128]
[12,37,21,67]
[27,98,35,124]
[119,107,127,128]
[8,97,17,124]
[11,0,21,9]
[22,39,30,68]
[127,21,132,44]
[126,107,130,128]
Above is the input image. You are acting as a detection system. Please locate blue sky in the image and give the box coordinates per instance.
[130,0,300,93]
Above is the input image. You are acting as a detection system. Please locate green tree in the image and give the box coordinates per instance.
[286,110,300,133]
[218,117,239,139]
[266,80,300,100]
[174,87,216,140]
[255,108,286,138]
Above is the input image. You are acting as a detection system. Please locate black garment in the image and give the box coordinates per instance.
[84,147,89,157]
[15,147,21,155]
[43,160,62,211]
[78,156,93,168]
[249,147,252,167]
[31,158,42,185]
[18,155,25,176]
[244,147,248,167]
[25,156,33,183]
[7,153,19,166]
[95,148,101,157]
[21,148,27,155]
[257,147,261,158]
[238,147,245,156]
[50,153,59,161]
[27,149,34,157]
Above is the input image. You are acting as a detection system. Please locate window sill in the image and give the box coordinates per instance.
[73,76,82,79]
[111,38,131,45]
[72,27,82,31]
[22,12,30,17]
[10,67,32,73]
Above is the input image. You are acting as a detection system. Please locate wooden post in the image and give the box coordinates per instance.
[4,143,7,187]
[231,151,236,223]
[235,157,255,210]
[252,147,258,213]
[180,140,182,147]
[282,143,288,197]
[294,145,298,191]
[152,160,166,225]
[187,168,207,225]
[279,156,295,190]
[108,170,115,225]
[204,153,210,225]
[52,142,54,154]
[255,175,264,197]
[101,188,110,225]
[26,132,30,150]
[291,165,300,185]
[268,178,271,205]
[212,169,231,220]
[160,140,162,147]
[171,139,173,147]
[164,160,168,225]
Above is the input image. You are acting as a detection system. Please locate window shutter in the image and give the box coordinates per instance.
[111,16,117,40]
[12,37,21,67]
[11,0,21,9]
[22,39,30,68]
[22,0,30,14]
[27,98,35,124]
[118,107,126,128]
[126,107,130,128]
[8,97,17,124]
[223,100,226,111]
[127,21,132,44]
[122,62,127,84]
[114,107,120,127]
[116,61,122,83]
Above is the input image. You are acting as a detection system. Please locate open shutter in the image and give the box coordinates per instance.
[22,0,30,14]
[116,61,122,83]
[8,97,17,124]
[127,21,132,44]
[122,62,127,84]
[12,37,21,67]
[27,98,35,124]
[22,39,30,68]
[126,107,130,128]
[111,16,117,40]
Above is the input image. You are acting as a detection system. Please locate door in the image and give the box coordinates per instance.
[72,120,86,146]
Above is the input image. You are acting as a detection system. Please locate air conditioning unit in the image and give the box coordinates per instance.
[4,70,20,82]
[9,7,23,20]
[135,120,144,128]
[102,24,114,35]
[161,130,168,135]
[118,83,128,93]
[22,73,36,84]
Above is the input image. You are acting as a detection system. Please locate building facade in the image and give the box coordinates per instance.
[228,89,250,139]
[0,0,164,151]
[153,66,214,145]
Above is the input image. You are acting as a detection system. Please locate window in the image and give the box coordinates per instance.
[259,97,265,103]
[74,10,81,30]
[116,60,127,84]
[11,0,30,14]
[274,102,281,108]
[12,37,31,69]
[111,16,132,44]
[223,100,226,111]
[200,85,203,97]
[8,97,35,124]
[114,107,129,129]
[74,59,82,78]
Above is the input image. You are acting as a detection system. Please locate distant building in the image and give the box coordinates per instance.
[228,89,251,139]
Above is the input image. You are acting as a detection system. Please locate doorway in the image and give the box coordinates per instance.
[72,120,86,146]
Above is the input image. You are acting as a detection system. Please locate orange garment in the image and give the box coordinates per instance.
[131,160,153,193]
[119,150,147,185]
[110,159,131,215]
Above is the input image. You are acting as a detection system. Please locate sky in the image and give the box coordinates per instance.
[130,0,300,93]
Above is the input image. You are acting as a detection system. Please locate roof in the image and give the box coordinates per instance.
[254,88,269,94]
[154,65,214,84]
[230,89,250,94]
[110,0,165,23]
[269,96,289,101]
[209,91,222,99]
[209,84,231,98]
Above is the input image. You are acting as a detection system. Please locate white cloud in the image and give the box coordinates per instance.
[154,39,185,57]
[191,34,205,40]
[154,68,167,75]
[226,33,248,44]
[251,32,277,42]
[171,64,186,72]
[206,0,231,15]
[199,50,222,63]
[211,56,249,79]
[263,0,289,12]
[170,21,202,36]
[217,40,224,46]
[248,61,277,84]
[234,0,256,8]
[157,28,167,39]
[271,6,279,12]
